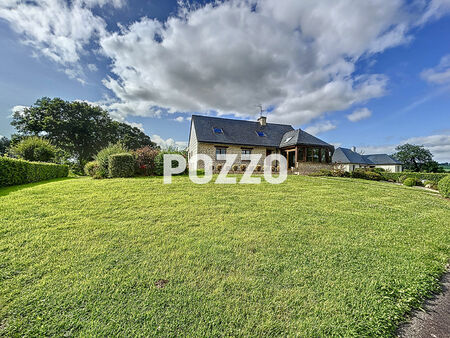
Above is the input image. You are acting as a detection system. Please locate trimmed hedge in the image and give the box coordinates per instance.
[438,175,450,198]
[381,172,448,184]
[0,157,68,187]
[108,153,135,178]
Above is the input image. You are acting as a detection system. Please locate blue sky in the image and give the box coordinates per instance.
[0,0,449,161]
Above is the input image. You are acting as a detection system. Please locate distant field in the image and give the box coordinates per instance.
[1,176,449,336]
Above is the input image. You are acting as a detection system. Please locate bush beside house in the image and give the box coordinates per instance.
[0,157,68,187]
[438,176,450,198]
[109,153,135,178]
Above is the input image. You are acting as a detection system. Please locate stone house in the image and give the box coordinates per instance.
[332,147,402,172]
[188,115,334,174]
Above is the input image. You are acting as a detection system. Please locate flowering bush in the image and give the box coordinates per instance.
[134,146,159,176]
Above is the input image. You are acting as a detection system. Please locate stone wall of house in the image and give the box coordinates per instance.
[194,142,271,170]
[295,162,333,174]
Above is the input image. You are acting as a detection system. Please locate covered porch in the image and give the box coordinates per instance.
[281,145,334,169]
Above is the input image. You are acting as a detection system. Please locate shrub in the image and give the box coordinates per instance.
[10,136,58,163]
[232,164,239,172]
[381,172,448,184]
[84,161,99,177]
[0,157,68,187]
[134,146,159,176]
[154,150,187,176]
[403,177,417,187]
[108,153,136,178]
[438,175,450,198]
[398,175,408,183]
[240,164,247,171]
[95,142,129,178]
[216,164,223,171]
[255,164,262,172]
[351,169,382,181]
[331,169,349,177]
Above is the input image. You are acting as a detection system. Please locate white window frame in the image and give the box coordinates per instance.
[241,148,252,161]
[216,147,227,160]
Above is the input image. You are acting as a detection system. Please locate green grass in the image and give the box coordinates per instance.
[1,176,449,336]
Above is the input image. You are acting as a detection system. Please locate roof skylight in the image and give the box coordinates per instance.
[256,131,265,137]
[284,136,293,143]
[213,127,223,134]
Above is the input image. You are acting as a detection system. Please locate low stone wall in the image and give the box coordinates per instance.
[294,162,332,175]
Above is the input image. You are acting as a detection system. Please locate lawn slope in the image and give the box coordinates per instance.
[1,176,449,336]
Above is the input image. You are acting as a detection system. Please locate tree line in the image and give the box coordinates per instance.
[1,97,156,172]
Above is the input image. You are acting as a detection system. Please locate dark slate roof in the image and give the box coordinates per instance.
[364,154,402,165]
[332,147,370,164]
[279,129,333,148]
[332,147,402,165]
[191,115,294,147]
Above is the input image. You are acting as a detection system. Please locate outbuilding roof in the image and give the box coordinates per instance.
[279,129,333,148]
[332,147,402,165]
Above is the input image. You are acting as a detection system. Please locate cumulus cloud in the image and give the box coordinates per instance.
[99,0,435,124]
[151,134,187,150]
[3,0,450,126]
[305,121,336,136]
[0,0,111,82]
[421,55,450,84]
[358,134,450,162]
[347,108,372,122]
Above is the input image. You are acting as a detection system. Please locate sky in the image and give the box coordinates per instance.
[0,0,449,161]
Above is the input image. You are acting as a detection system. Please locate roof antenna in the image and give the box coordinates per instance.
[257,104,264,117]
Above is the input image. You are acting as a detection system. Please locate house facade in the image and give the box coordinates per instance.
[332,147,402,172]
[188,115,335,173]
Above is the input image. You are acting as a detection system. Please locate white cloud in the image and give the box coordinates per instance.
[98,0,435,124]
[421,54,450,84]
[151,134,187,150]
[125,121,144,132]
[3,0,450,126]
[347,108,372,122]
[87,63,98,72]
[305,121,336,136]
[358,134,450,162]
[0,0,109,82]
[173,116,185,123]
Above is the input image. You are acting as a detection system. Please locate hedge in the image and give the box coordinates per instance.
[108,153,135,178]
[381,172,448,184]
[0,157,69,187]
[438,175,450,198]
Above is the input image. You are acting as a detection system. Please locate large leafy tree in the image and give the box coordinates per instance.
[0,136,10,156]
[11,97,155,165]
[392,144,440,172]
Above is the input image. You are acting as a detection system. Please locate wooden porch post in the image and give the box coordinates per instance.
[303,147,307,162]
[294,146,298,168]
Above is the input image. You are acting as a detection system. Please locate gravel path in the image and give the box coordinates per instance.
[398,271,450,338]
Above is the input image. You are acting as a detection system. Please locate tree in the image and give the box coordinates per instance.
[0,136,10,156]
[11,97,155,166]
[10,136,58,163]
[392,144,436,172]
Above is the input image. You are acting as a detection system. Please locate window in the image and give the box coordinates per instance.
[313,148,320,162]
[241,148,252,160]
[320,149,326,163]
[306,148,313,162]
[216,147,227,160]
[213,127,223,134]
[256,131,265,137]
[297,147,304,161]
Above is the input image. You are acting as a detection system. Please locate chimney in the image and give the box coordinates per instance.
[351,146,356,152]
[258,116,267,126]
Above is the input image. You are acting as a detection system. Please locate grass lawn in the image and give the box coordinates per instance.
[1,176,449,336]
